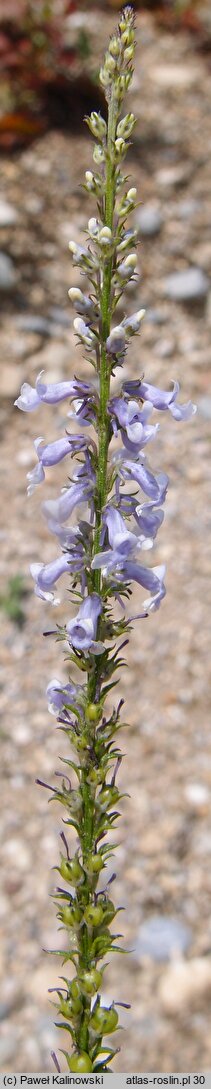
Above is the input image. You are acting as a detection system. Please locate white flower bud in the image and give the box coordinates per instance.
[123,309,145,334]
[118,252,137,280]
[117,113,135,140]
[117,229,137,253]
[68,287,97,320]
[87,112,107,140]
[69,241,89,266]
[98,227,112,247]
[99,66,111,89]
[93,144,105,165]
[124,253,137,268]
[127,188,137,203]
[105,53,116,75]
[69,240,77,255]
[73,317,97,349]
[106,325,126,355]
[85,170,95,190]
[88,217,99,237]
[115,137,126,157]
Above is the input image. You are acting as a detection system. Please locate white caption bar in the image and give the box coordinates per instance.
[0,1075,210,1089]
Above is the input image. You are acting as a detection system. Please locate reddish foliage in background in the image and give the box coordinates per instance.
[0,0,86,148]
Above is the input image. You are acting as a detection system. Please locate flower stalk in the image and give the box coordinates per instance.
[15,7,196,1074]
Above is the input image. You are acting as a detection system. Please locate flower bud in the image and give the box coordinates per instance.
[87,112,107,140]
[115,137,126,158]
[68,1054,93,1073]
[59,856,84,886]
[124,71,132,90]
[79,969,102,996]
[117,113,135,140]
[70,979,81,1001]
[60,904,82,927]
[69,241,90,267]
[90,1004,118,1035]
[98,226,112,247]
[117,228,137,253]
[85,702,102,723]
[118,253,137,280]
[97,786,119,810]
[127,187,137,203]
[85,170,95,191]
[84,904,104,927]
[93,144,105,165]
[123,308,145,334]
[122,26,134,45]
[59,995,83,1019]
[106,325,126,355]
[105,53,116,75]
[124,44,134,63]
[99,66,111,89]
[88,217,99,237]
[109,35,121,58]
[68,287,97,320]
[86,853,104,874]
[73,317,96,348]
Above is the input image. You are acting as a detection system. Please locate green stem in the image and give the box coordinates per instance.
[77,90,119,1054]
[88,90,118,689]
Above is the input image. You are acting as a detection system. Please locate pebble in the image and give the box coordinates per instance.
[1,331,41,361]
[12,722,32,746]
[0,980,23,1022]
[146,308,168,325]
[185,783,209,808]
[159,957,211,1015]
[198,397,211,420]
[0,252,17,291]
[149,63,203,89]
[177,198,201,220]
[15,314,52,337]
[1,364,24,399]
[156,164,191,188]
[3,837,31,872]
[0,200,18,227]
[27,341,71,374]
[135,915,192,962]
[0,1033,19,1064]
[135,204,163,238]
[24,196,44,216]
[164,267,209,303]
[48,306,71,327]
[154,337,175,358]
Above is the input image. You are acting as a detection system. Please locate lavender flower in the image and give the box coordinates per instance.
[15,374,93,412]
[123,378,197,420]
[46,679,83,716]
[109,396,158,452]
[30,555,72,601]
[27,434,88,494]
[66,593,103,653]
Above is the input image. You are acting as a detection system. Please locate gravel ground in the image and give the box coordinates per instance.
[0,6,211,1073]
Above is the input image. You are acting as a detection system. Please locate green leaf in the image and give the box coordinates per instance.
[60,758,81,780]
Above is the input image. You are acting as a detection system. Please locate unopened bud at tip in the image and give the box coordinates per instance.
[127,188,137,202]
[69,240,77,254]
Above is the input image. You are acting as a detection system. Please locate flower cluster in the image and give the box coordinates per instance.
[15,6,196,1074]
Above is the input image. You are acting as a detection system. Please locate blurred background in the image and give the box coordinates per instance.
[0,0,211,1073]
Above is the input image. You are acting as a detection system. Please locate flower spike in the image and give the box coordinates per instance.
[15,6,195,1073]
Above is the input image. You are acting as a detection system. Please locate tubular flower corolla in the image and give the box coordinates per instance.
[66,594,103,653]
